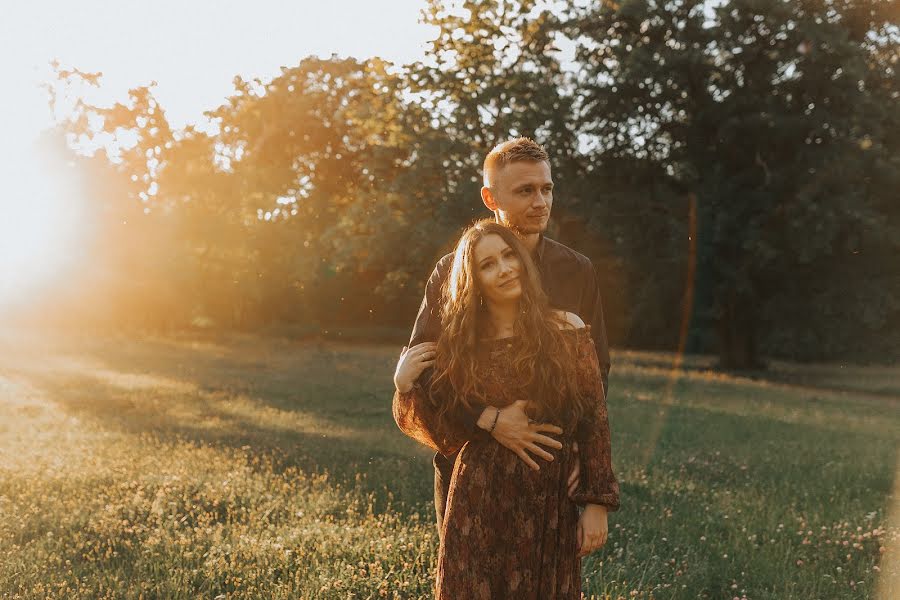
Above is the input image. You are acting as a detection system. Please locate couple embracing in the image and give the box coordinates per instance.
[392,137,620,599]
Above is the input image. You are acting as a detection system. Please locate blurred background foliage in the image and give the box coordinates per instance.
[33,0,899,368]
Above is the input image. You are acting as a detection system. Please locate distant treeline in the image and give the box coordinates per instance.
[40,0,899,367]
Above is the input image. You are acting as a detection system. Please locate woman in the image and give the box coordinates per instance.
[393,219,619,599]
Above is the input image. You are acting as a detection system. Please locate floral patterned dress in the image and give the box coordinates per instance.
[392,326,619,599]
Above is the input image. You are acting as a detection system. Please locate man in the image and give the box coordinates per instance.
[403,137,611,534]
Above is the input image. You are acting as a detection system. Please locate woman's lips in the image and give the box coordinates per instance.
[499,277,519,288]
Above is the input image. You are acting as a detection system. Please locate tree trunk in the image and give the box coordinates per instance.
[717,290,764,370]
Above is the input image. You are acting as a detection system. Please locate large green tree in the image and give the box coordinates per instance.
[206,56,448,326]
[567,0,899,366]
[412,0,582,220]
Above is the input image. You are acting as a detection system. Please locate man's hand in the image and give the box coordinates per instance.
[479,400,563,471]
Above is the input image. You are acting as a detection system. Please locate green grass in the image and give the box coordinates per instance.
[0,330,897,599]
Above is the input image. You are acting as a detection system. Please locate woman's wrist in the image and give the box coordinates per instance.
[477,407,501,431]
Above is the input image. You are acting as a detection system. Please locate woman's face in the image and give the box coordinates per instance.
[473,233,522,305]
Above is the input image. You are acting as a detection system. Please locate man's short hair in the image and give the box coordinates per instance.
[483,137,550,187]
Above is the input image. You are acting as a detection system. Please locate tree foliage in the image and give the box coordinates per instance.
[567,0,899,365]
[43,0,899,365]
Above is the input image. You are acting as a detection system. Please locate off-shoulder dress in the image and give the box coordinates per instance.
[392,326,619,599]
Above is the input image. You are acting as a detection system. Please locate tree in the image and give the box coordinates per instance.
[567,0,900,366]
[412,0,582,218]
[206,56,446,326]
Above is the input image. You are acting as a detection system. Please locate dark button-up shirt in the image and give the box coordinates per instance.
[408,235,611,398]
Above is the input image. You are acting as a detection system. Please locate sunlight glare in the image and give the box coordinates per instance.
[0,145,84,308]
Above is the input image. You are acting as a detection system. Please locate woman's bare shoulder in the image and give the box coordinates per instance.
[551,309,586,330]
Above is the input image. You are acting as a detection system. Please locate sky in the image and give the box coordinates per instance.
[0,0,434,306]
[1,0,434,147]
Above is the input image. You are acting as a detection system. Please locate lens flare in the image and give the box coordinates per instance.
[0,144,84,308]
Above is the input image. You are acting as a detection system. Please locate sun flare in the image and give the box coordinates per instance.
[0,146,84,307]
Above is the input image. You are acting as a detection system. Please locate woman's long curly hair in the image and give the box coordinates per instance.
[429,219,593,432]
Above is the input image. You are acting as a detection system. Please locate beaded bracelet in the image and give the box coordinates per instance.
[487,407,501,433]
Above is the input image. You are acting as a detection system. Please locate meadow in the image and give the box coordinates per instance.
[0,329,897,599]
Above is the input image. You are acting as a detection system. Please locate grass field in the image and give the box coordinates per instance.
[0,329,897,599]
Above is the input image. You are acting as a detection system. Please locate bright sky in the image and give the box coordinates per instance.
[0,0,433,307]
[2,0,433,143]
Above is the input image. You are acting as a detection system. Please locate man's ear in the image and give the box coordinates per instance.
[481,186,498,211]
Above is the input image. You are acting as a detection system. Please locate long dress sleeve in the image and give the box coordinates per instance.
[392,381,488,458]
[570,328,620,511]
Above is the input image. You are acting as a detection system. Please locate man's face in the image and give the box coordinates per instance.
[484,160,553,235]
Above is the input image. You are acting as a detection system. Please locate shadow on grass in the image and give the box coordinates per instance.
[615,349,900,399]
[7,336,436,514]
[6,331,899,524]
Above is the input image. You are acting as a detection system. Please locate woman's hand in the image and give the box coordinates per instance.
[394,343,437,393]
[576,504,608,558]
